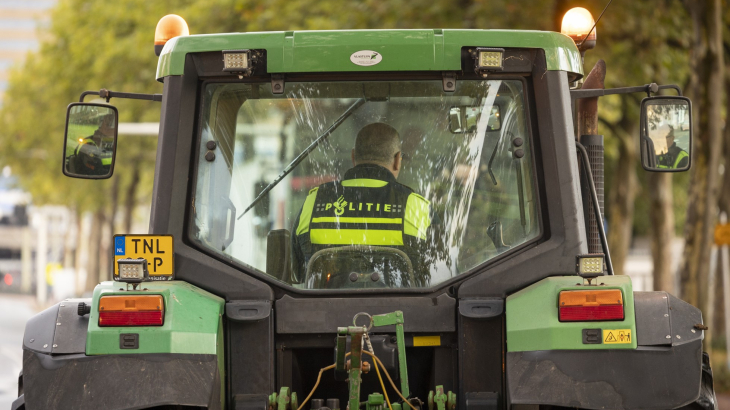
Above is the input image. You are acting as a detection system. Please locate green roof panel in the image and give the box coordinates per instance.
[156,29,582,80]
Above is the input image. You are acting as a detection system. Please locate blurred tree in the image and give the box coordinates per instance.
[678,0,724,354]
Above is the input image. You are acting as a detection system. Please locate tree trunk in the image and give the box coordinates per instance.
[84,209,104,293]
[648,172,675,293]
[679,0,724,354]
[719,71,730,215]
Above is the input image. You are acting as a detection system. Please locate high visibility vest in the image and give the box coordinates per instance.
[76,138,113,166]
[292,164,432,279]
[657,149,689,169]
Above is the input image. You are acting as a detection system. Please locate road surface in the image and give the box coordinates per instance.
[0,294,37,409]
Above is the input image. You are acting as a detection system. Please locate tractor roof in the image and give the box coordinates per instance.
[156,29,582,81]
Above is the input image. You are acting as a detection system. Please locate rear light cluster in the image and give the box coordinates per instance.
[558,289,624,322]
[98,295,164,326]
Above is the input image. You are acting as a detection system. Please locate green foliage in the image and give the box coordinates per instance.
[0,0,698,231]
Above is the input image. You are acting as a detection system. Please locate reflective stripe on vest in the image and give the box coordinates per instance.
[657,150,689,169]
[674,150,688,168]
[297,189,431,246]
[296,187,319,235]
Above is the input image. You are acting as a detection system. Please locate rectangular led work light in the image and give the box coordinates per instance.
[222,49,252,74]
[472,47,504,74]
[576,254,606,278]
[116,258,149,283]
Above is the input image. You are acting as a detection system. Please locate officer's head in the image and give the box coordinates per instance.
[352,123,402,178]
[665,126,675,147]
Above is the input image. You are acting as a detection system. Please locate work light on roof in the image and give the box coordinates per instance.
[222,49,253,75]
[154,14,190,57]
[471,47,504,76]
[561,7,596,52]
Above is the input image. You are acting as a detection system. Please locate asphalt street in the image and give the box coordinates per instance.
[0,294,37,409]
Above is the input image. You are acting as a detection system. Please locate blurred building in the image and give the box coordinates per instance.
[0,0,56,103]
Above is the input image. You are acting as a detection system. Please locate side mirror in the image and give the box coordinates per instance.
[640,96,692,172]
[63,103,118,179]
[448,105,501,133]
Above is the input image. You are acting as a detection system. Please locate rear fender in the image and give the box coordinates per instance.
[19,281,225,410]
[506,276,704,410]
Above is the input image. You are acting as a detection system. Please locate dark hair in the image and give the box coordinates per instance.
[354,123,401,164]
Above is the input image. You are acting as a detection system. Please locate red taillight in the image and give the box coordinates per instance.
[558,289,624,322]
[99,310,163,326]
[559,305,624,321]
[98,295,164,327]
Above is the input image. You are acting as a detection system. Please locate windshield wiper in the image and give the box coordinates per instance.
[237,98,366,220]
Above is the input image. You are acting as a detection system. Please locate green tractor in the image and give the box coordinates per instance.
[13,8,713,410]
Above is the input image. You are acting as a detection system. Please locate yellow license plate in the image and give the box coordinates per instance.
[113,235,174,280]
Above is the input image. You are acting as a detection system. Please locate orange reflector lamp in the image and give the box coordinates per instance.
[98,295,164,327]
[561,7,596,52]
[559,289,623,322]
[154,14,189,56]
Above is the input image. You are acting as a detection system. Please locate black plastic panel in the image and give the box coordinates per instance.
[275,294,456,334]
[634,291,671,346]
[22,351,221,410]
[507,340,702,410]
[227,300,272,321]
[23,304,58,354]
[52,298,90,354]
[459,298,504,319]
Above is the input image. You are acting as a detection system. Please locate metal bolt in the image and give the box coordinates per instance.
[446,82,453,88]
[665,335,671,339]
[274,84,281,90]
[29,339,34,343]
[43,344,48,348]
[53,344,58,348]
[60,304,65,307]
[56,323,61,326]
[664,314,669,317]
[691,329,696,333]
[676,335,681,339]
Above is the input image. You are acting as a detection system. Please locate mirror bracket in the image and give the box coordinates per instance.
[442,72,456,92]
[570,83,681,102]
[79,89,162,103]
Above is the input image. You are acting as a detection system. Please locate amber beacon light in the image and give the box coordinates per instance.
[154,14,190,56]
[561,7,596,52]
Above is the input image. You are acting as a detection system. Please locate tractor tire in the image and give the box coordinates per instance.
[676,352,716,410]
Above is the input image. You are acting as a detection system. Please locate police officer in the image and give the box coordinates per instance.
[291,123,434,285]
[73,113,116,175]
[657,127,689,169]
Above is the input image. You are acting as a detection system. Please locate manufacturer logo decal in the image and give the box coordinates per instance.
[350,50,382,67]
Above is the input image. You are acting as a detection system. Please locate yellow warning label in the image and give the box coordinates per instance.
[603,329,632,344]
[413,336,441,347]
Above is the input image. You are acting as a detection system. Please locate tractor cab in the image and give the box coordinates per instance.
[191,77,537,291]
[13,9,714,410]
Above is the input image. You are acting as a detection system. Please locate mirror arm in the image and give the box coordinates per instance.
[570,83,682,102]
[79,89,163,103]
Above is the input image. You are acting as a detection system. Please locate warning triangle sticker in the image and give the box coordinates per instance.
[604,332,617,343]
